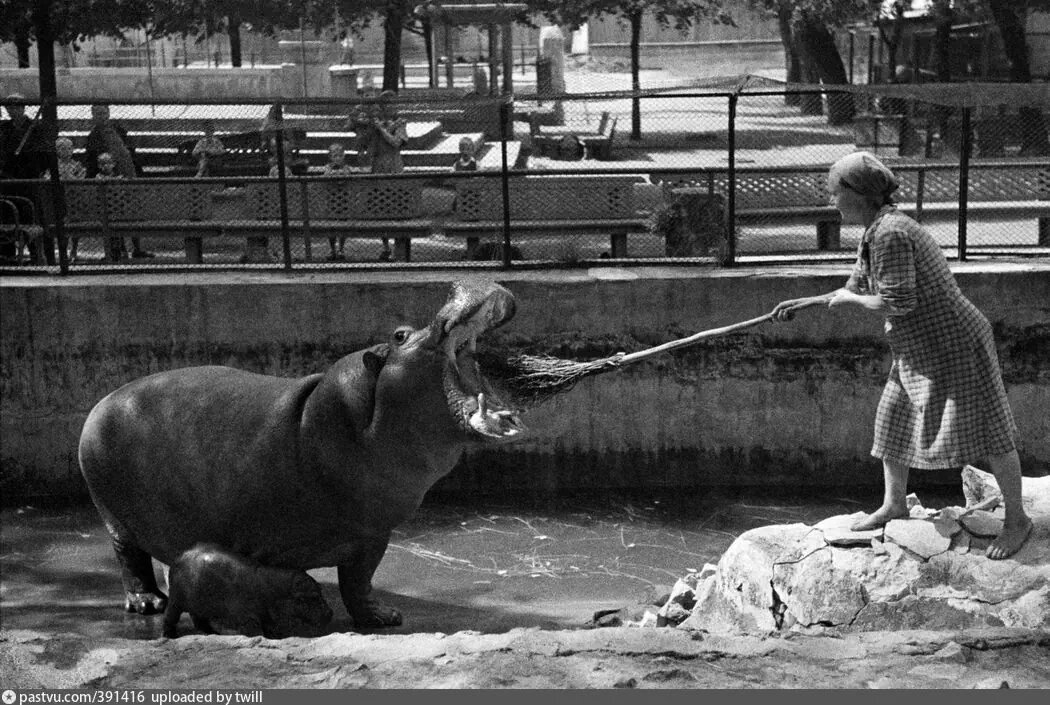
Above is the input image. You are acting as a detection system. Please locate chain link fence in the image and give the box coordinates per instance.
[2,81,1047,274]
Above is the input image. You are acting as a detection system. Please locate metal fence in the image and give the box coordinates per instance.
[2,82,1047,274]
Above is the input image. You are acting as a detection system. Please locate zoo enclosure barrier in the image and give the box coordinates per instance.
[1,81,1047,274]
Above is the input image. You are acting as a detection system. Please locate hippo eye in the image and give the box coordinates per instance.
[392,327,412,345]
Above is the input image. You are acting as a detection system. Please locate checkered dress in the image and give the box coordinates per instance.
[845,206,1018,469]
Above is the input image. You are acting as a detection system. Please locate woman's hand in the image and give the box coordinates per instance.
[827,289,856,308]
[771,295,827,322]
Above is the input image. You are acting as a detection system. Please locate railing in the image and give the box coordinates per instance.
[2,84,1047,274]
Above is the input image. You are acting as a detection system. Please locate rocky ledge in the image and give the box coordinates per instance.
[655,466,1049,635]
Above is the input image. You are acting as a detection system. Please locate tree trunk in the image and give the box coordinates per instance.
[382,1,406,93]
[930,0,953,144]
[986,0,1049,155]
[630,9,642,141]
[421,17,434,87]
[16,27,32,68]
[793,12,855,125]
[798,55,824,116]
[931,0,952,82]
[228,16,242,68]
[777,4,800,106]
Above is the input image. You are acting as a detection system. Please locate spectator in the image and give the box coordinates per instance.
[556,134,585,161]
[452,137,478,172]
[1,95,53,264]
[1,94,48,179]
[268,156,292,179]
[771,151,1032,560]
[52,137,86,262]
[192,120,225,177]
[52,137,85,180]
[367,91,407,260]
[323,143,355,260]
[86,104,152,259]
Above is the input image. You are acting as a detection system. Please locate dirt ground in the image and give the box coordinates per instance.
[4,625,1049,689]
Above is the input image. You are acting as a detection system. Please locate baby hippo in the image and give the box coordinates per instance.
[163,543,333,639]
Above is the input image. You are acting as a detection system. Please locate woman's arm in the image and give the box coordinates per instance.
[771,291,839,321]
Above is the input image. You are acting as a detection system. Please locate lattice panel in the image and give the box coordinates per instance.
[64,183,102,222]
[454,177,638,221]
[893,168,1039,203]
[306,179,421,220]
[735,173,828,209]
[357,180,421,219]
[102,184,210,222]
[247,183,303,220]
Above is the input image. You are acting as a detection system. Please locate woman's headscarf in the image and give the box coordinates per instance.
[828,151,899,205]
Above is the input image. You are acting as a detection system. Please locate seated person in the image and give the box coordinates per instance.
[557,134,586,161]
[452,137,478,172]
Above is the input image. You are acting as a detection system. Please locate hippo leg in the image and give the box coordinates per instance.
[162,598,183,638]
[96,506,167,614]
[191,614,216,634]
[337,536,403,629]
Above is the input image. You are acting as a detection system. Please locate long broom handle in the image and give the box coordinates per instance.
[617,312,774,365]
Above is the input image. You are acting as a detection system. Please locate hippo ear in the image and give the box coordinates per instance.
[364,345,389,376]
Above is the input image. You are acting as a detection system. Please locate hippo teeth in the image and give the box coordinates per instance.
[468,393,525,439]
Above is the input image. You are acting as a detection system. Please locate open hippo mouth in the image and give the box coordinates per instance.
[438,281,526,440]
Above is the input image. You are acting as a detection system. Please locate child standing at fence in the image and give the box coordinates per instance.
[192,120,226,177]
[52,137,85,180]
[323,143,354,260]
[452,137,478,172]
[52,137,86,262]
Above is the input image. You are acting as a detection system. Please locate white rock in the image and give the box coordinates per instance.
[814,512,885,546]
[959,511,1004,538]
[682,474,1050,635]
[884,519,951,559]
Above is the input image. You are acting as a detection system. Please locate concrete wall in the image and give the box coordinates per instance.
[0,65,328,102]
[2,265,1047,503]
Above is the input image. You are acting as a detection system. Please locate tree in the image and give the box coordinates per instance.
[752,1,873,124]
[532,0,733,140]
[0,0,154,58]
[982,0,1049,154]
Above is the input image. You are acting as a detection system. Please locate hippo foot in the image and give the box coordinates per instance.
[350,599,402,629]
[124,590,167,615]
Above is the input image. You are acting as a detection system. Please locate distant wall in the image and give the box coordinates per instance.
[2,265,1047,503]
[0,65,327,102]
[587,40,784,77]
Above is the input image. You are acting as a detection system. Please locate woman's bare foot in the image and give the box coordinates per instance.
[986,517,1033,560]
[850,505,909,531]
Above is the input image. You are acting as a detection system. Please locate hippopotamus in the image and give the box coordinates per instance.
[163,543,333,639]
[79,278,524,629]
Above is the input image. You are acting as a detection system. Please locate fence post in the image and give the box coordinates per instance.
[848,31,855,85]
[274,103,293,270]
[499,100,513,269]
[958,106,972,262]
[723,93,737,267]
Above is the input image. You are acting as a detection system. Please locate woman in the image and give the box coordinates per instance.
[771,151,1032,560]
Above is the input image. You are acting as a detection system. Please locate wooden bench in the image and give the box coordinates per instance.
[444,174,649,257]
[60,177,433,263]
[653,161,1050,251]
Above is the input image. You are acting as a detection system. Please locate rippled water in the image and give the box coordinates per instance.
[1,486,964,638]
